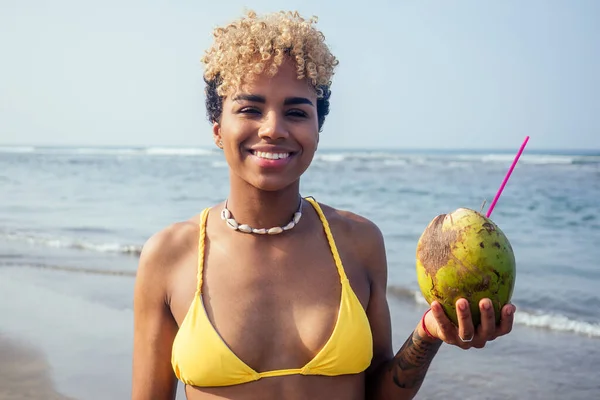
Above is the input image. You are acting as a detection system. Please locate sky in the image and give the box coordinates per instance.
[1,0,599,150]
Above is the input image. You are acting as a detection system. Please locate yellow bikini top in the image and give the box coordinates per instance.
[171,197,373,387]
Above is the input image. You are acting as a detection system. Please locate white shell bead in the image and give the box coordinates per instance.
[238,224,252,233]
[282,221,295,231]
[293,212,302,224]
[221,209,231,220]
[220,198,303,235]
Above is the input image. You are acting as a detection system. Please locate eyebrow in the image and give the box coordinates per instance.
[232,93,314,107]
[232,94,265,103]
[284,97,314,107]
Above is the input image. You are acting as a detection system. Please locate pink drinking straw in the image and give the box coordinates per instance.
[486,136,530,218]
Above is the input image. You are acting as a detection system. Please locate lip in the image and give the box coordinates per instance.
[248,146,297,153]
[246,148,296,169]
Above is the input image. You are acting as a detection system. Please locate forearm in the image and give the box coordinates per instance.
[366,323,443,400]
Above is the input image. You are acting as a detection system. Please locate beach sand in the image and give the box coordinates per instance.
[0,334,72,400]
[1,259,599,399]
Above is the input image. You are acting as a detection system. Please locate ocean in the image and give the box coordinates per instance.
[1,145,599,399]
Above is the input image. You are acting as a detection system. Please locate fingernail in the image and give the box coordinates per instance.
[507,307,514,316]
[459,301,467,310]
[483,300,491,310]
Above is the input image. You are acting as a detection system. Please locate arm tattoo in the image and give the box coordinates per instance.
[389,328,442,389]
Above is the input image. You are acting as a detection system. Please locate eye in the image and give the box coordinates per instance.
[238,107,261,115]
[286,109,308,118]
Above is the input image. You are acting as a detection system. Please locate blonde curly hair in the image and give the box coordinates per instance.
[201,10,338,131]
[202,10,339,97]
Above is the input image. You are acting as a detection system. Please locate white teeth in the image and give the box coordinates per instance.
[252,151,290,160]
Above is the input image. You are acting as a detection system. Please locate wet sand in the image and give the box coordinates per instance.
[0,334,72,400]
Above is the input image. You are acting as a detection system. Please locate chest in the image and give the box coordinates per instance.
[170,228,371,372]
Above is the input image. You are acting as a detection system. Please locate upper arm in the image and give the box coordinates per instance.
[132,230,180,400]
[360,223,395,377]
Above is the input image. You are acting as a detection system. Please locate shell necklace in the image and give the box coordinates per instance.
[220,198,303,235]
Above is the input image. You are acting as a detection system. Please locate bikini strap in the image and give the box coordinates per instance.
[304,197,348,282]
[196,207,210,295]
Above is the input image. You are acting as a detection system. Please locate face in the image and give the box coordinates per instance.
[213,59,320,192]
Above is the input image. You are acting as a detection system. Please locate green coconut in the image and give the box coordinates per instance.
[416,208,516,327]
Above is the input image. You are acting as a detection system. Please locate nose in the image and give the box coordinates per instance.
[257,111,288,141]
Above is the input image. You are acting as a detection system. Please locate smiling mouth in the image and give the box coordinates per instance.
[251,150,292,160]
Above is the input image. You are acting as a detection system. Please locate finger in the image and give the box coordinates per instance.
[478,298,496,341]
[456,298,475,346]
[498,303,516,336]
[429,301,455,342]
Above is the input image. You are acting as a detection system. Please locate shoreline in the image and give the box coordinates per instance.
[0,333,73,400]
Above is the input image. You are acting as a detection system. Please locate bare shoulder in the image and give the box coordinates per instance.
[140,219,199,268]
[316,202,387,281]
[136,217,201,293]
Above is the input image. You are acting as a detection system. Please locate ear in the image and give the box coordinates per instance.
[212,122,222,149]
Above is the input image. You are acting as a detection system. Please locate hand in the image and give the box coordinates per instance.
[424,298,516,349]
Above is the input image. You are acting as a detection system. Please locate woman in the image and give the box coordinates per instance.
[132,10,515,400]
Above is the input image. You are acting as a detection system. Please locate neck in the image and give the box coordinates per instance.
[224,178,303,230]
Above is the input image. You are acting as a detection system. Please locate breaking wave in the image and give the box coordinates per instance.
[387,284,600,339]
[0,230,142,256]
[144,147,214,156]
[312,151,600,166]
[0,146,36,153]
[0,146,215,157]
[514,310,600,338]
